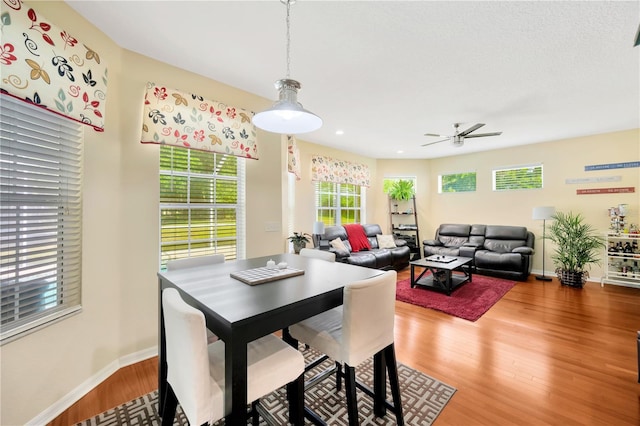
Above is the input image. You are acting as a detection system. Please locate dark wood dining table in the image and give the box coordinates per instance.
[157,253,383,424]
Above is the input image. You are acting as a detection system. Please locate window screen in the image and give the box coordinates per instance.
[439,172,476,193]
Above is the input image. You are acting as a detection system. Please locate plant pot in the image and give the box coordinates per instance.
[556,268,587,288]
[293,241,306,254]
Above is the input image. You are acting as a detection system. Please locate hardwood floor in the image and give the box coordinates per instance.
[49,270,640,425]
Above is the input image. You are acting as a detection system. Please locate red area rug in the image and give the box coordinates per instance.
[396,274,516,321]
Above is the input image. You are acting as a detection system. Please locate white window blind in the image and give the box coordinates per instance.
[315,182,365,226]
[493,164,543,191]
[0,95,83,343]
[159,146,245,269]
[439,172,477,193]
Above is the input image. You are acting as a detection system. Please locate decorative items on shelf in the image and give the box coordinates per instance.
[608,203,629,233]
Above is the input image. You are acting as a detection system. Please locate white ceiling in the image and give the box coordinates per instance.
[66,1,640,159]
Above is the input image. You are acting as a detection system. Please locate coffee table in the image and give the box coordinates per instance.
[410,255,473,296]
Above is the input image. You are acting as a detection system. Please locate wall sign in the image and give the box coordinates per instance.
[565,176,621,184]
[576,187,635,195]
[585,161,640,171]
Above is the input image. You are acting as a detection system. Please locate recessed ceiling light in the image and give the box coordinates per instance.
[397,150,404,154]
[335,130,344,135]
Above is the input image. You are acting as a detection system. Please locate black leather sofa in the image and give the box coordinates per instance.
[320,224,411,270]
[423,223,535,281]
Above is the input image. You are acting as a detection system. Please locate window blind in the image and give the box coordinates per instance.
[493,164,543,191]
[0,95,83,343]
[314,181,364,226]
[159,146,245,269]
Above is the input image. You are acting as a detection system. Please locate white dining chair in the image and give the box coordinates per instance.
[165,254,225,344]
[165,254,225,270]
[299,248,336,262]
[288,270,404,426]
[161,288,305,426]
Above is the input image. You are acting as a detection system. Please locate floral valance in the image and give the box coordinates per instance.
[141,82,258,160]
[0,1,107,131]
[287,135,301,180]
[311,155,370,187]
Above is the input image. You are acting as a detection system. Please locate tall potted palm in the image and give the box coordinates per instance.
[546,211,605,288]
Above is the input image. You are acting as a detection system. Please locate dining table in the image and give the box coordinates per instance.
[157,253,383,424]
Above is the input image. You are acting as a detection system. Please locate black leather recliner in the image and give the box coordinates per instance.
[320,224,410,270]
[423,223,535,281]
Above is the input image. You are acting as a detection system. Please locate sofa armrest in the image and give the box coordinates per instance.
[459,245,479,258]
[423,239,443,246]
[513,246,534,255]
[393,238,408,247]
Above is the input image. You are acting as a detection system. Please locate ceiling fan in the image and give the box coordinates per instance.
[422,123,502,147]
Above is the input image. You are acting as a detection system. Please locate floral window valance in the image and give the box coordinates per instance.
[0,1,107,131]
[311,155,370,187]
[141,82,258,160]
[287,135,301,180]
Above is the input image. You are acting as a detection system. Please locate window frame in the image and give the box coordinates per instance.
[0,95,83,344]
[314,181,366,226]
[158,146,245,270]
[438,171,477,193]
[493,163,544,191]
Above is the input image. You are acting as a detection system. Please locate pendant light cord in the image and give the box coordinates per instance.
[286,0,291,78]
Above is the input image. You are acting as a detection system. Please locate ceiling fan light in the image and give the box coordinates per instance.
[253,79,322,134]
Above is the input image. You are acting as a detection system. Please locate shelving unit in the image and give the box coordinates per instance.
[389,195,421,260]
[601,232,640,289]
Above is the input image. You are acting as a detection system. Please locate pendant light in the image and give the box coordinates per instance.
[253,0,322,134]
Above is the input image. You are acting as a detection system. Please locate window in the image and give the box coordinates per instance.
[493,164,543,191]
[315,182,365,226]
[439,172,476,193]
[159,146,245,269]
[0,96,83,343]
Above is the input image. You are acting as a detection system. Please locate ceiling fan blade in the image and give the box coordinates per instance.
[424,133,448,137]
[421,138,450,147]
[463,131,503,139]
[458,123,485,137]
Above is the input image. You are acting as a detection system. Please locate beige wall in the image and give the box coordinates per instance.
[378,129,640,279]
[1,2,638,425]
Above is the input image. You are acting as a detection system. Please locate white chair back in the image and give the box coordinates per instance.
[162,288,224,425]
[166,254,225,270]
[341,270,397,366]
[299,248,336,262]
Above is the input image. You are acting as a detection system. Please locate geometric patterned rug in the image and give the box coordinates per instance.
[77,346,456,425]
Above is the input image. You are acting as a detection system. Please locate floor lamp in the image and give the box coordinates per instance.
[532,206,555,281]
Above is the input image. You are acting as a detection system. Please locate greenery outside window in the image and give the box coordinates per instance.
[1,96,83,343]
[439,172,476,193]
[159,146,245,269]
[493,164,543,191]
[315,182,365,226]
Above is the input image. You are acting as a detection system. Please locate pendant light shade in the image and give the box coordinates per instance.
[253,79,322,134]
[253,0,322,135]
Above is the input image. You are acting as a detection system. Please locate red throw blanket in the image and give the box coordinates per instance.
[343,224,371,252]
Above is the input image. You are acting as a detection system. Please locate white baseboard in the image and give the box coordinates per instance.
[530,268,602,284]
[27,346,158,426]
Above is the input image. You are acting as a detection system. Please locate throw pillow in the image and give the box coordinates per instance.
[376,234,397,249]
[330,238,350,257]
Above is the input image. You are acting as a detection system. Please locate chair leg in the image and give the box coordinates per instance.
[344,364,359,426]
[384,344,404,426]
[251,401,259,426]
[335,361,342,391]
[287,372,305,425]
[160,383,178,426]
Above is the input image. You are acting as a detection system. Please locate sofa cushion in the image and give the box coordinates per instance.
[483,239,526,253]
[475,250,524,272]
[440,235,469,247]
[438,224,471,237]
[484,225,528,240]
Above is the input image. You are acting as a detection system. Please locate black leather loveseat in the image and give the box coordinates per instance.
[423,223,535,281]
[320,224,411,270]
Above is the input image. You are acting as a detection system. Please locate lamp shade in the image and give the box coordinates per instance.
[532,206,556,220]
[313,221,325,235]
[253,79,322,135]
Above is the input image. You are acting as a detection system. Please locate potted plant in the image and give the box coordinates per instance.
[546,211,605,288]
[288,232,311,254]
[387,179,415,201]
